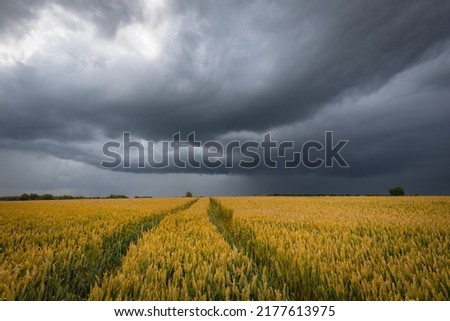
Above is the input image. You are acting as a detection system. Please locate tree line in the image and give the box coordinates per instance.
[0,193,129,201]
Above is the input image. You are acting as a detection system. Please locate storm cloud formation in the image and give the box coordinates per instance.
[1,0,449,196]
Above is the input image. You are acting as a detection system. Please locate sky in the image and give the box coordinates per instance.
[0,0,449,197]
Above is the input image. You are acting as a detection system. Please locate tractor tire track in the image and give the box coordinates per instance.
[42,198,198,300]
[208,197,333,300]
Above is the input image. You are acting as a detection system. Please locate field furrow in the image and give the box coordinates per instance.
[210,198,330,299]
[0,198,193,300]
[90,198,283,300]
[219,196,450,300]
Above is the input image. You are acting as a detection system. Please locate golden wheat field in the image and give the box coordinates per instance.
[0,196,449,300]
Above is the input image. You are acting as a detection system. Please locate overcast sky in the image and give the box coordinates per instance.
[1,0,449,196]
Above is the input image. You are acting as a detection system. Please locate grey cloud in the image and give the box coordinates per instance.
[1,0,450,195]
[2,0,450,142]
[0,0,141,38]
[0,0,44,35]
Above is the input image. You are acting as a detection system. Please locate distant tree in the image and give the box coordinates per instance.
[389,186,405,196]
[20,193,29,201]
[41,193,54,200]
[185,191,193,197]
[29,193,39,200]
[108,194,128,199]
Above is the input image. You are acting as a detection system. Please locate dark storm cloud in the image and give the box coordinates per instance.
[1,0,450,194]
[162,0,450,136]
[2,0,450,140]
[99,0,450,139]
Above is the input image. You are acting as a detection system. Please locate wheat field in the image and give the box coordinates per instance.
[1,196,449,300]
